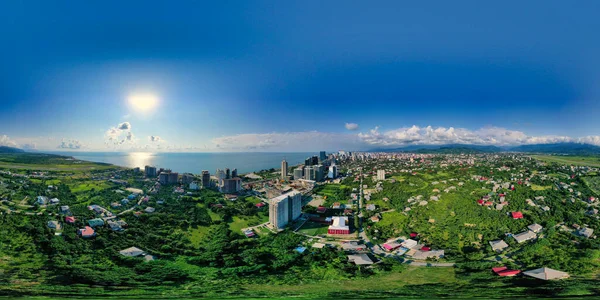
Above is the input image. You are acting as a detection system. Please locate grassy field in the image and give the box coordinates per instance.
[187,225,213,247]
[532,155,600,167]
[531,184,552,191]
[228,215,268,233]
[582,176,600,196]
[243,267,458,294]
[297,221,329,236]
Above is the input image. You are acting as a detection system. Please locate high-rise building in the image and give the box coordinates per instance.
[182,173,195,184]
[315,165,324,182]
[311,156,319,166]
[319,151,327,162]
[168,172,179,184]
[231,168,238,178]
[144,166,157,177]
[304,158,311,166]
[281,159,288,180]
[328,165,338,179]
[377,169,386,181]
[269,190,302,230]
[225,168,231,179]
[293,167,304,180]
[159,173,169,185]
[220,177,242,193]
[304,166,315,181]
[216,169,226,186]
[201,170,211,187]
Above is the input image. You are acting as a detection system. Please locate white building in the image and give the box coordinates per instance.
[269,190,302,230]
[189,182,200,190]
[328,165,338,179]
[281,159,288,180]
[376,169,386,181]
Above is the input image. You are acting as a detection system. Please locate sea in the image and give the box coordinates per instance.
[47,151,314,175]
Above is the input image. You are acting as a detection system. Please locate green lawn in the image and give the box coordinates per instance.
[187,225,213,247]
[69,181,112,193]
[297,221,329,236]
[532,155,600,167]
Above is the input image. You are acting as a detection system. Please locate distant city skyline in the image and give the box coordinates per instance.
[1,1,600,152]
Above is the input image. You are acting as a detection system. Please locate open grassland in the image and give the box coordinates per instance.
[0,153,120,172]
[532,155,600,167]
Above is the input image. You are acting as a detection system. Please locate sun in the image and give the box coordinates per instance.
[128,94,159,113]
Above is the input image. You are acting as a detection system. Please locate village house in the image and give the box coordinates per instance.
[528,223,543,233]
[78,226,95,238]
[513,230,537,243]
[328,216,350,235]
[489,240,509,252]
[145,207,156,213]
[65,216,76,224]
[523,267,569,280]
[47,221,62,230]
[577,227,594,238]
[88,218,105,228]
[347,253,374,265]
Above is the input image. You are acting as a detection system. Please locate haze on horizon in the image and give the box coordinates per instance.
[1,1,600,152]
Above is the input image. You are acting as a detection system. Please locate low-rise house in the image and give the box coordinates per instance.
[327,216,350,234]
[411,249,444,260]
[401,239,418,249]
[366,204,376,211]
[107,219,124,231]
[49,198,60,205]
[65,216,76,223]
[370,215,380,222]
[119,246,146,257]
[382,241,401,251]
[36,196,48,205]
[528,223,543,233]
[489,240,509,252]
[511,211,524,219]
[341,241,367,251]
[145,207,156,213]
[78,226,95,238]
[88,218,105,228]
[60,205,70,213]
[577,227,594,238]
[492,266,521,277]
[47,221,62,230]
[513,230,536,243]
[523,267,569,280]
[347,253,374,265]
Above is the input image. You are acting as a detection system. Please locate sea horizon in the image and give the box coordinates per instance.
[43,151,317,175]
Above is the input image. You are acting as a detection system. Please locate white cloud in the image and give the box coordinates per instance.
[118,122,131,130]
[211,131,362,151]
[357,125,584,147]
[345,123,359,131]
[148,135,162,142]
[0,135,18,147]
[58,138,83,149]
[105,121,135,146]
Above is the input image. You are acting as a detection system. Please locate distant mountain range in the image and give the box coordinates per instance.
[0,146,25,153]
[368,143,600,155]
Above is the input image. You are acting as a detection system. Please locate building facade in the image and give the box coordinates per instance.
[144,166,157,177]
[281,159,288,180]
[201,170,211,187]
[293,167,304,180]
[377,169,386,181]
[269,190,302,230]
[182,173,195,184]
[220,177,242,193]
[328,165,338,179]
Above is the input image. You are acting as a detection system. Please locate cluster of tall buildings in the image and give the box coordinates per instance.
[216,167,242,193]
[282,151,338,182]
[269,190,302,229]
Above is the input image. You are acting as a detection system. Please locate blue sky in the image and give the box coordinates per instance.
[1,1,600,151]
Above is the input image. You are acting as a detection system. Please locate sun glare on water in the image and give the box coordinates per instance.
[128,94,159,113]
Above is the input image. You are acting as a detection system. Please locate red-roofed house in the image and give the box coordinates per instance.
[317,206,327,213]
[421,246,431,251]
[410,232,418,238]
[65,216,76,224]
[484,201,493,206]
[511,212,523,219]
[78,226,95,238]
[493,266,521,277]
[255,202,266,208]
[477,199,485,205]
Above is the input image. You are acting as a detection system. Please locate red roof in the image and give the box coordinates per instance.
[499,193,505,197]
[421,246,431,251]
[65,216,76,223]
[317,206,327,213]
[410,232,418,238]
[511,211,523,219]
[492,266,507,273]
[477,199,485,205]
[255,202,266,208]
[497,270,521,277]
[484,201,493,206]
[79,226,95,237]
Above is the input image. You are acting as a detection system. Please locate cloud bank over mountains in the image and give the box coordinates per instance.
[3,123,600,152]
